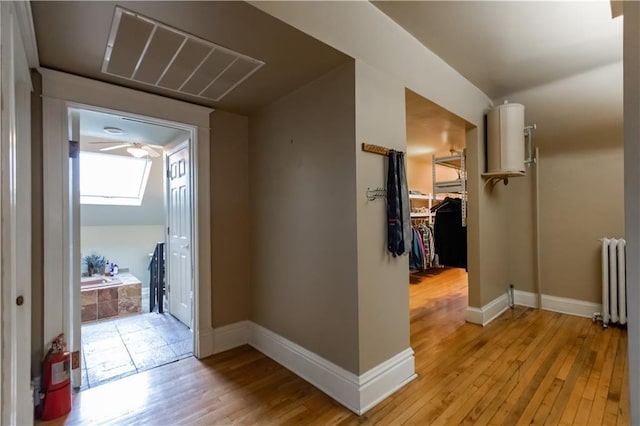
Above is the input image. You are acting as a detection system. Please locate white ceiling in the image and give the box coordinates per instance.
[74,108,188,151]
[31,1,350,115]
[32,1,623,154]
[375,0,624,153]
[373,1,622,100]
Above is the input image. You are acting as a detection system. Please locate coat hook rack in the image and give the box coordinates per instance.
[366,187,386,201]
[362,142,397,156]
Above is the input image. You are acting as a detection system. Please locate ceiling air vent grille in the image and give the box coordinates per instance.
[102,7,265,102]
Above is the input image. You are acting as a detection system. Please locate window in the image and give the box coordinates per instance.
[80,152,152,206]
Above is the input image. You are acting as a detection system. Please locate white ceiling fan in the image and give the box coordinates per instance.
[90,141,162,158]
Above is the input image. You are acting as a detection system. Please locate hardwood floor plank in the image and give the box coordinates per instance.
[588,327,620,425]
[617,341,630,426]
[516,316,587,425]
[604,331,627,425]
[37,268,629,426]
[487,314,569,425]
[544,321,597,425]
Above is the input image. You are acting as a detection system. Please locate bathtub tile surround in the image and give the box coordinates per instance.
[81,273,142,322]
[118,284,142,314]
[80,312,192,389]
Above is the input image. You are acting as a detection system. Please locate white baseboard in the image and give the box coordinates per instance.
[543,294,600,318]
[200,320,416,415]
[513,290,538,308]
[357,348,417,414]
[514,290,601,318]
[212,321,251,354]
[465,293,509,326]
[248,322,415,415]
[196,327,215,359]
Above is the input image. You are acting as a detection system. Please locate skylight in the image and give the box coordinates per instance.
[80,152,152,206]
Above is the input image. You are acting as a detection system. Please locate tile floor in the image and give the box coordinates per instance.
[81,312,192,390]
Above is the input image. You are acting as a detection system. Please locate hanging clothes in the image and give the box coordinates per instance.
[409,228,424,271]
[417,223,435,268]
[433,198,467,268]
[397,152,412,255]
[387,150,411,256]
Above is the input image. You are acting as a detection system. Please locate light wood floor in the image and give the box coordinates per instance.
[41,268,629,425]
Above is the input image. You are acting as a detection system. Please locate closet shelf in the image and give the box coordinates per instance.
[481,171,526,178]
[434,155,463,170]
[433,150,467,227]
[434,180,464,194]
[410,212,432,218]
[409,194,432,200]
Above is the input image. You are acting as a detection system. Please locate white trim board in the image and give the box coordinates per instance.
[465,290,602,327]
[211,321,250,355]
[13,1,39,67]
[40,70,215,370]
[514,290,601,319]
[465,293,510,326]
[208,321,416,415]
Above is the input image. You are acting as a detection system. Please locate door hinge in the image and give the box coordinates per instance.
[167,226,170,235]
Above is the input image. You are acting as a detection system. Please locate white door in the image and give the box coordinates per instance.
[166,142,192,327]
[1,2,33,423]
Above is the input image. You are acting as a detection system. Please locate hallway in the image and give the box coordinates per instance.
[43,269,628,424]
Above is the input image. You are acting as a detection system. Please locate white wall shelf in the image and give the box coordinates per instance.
[433,150,467,227]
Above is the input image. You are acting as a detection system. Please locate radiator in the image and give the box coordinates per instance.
[595,238,627,327]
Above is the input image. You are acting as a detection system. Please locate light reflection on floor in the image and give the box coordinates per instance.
[81,312,192,390]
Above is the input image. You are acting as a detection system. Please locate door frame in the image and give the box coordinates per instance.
[1,1,38,423]
[41,69,215,385]
[164,139,193,327]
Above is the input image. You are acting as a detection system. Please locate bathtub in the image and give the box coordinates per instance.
[80,273,142,322]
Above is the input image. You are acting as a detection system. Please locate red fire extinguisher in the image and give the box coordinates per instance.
[39,333,71,420]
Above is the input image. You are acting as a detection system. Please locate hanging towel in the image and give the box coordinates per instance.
[387,150,411,256]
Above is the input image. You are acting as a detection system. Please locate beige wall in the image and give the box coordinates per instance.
[497,62,623,304]
[354,60,409,373]
[505,172,537,293]
[210,110,250,326]
[249,62,360,373]
[406,156,459,196]
[539,144,623,302]
[407,157,431,194]
[251,1,520,313]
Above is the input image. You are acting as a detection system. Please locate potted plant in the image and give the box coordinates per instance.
[83,253,108,276]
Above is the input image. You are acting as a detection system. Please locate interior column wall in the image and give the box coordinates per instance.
[249,1,504,314]
[354,60,410,373]
[249,62,360,373]
[210,110,250,326]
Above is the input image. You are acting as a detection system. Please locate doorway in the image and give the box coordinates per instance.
[41,69,214,395]
[72,107,195,389]
[404,89,472,342]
